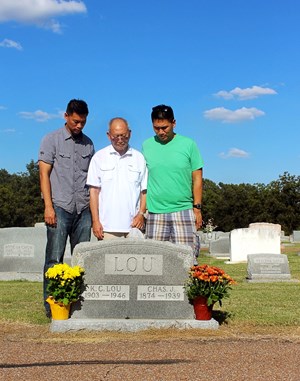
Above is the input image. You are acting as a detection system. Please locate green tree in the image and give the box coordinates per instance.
[201,179,221,225]
[19,160,44,225]
[264,172,300,235]
[0,169,11,185]
[201,173,299,234]
[0,160,43,227]
[214,183,263,232]
[1,161,299,235]
[0,184,17,227]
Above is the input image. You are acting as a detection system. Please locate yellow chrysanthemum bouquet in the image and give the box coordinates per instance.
[45,263,85,305]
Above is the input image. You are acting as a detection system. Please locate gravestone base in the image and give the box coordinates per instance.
[246,277,299,283]
[50,318,219,333]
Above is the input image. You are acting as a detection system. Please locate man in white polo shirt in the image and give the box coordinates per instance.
[87,117,147,239]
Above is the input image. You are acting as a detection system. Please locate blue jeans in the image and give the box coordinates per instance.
[43,205,91,313]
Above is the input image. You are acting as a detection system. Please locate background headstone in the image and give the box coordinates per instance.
[249,222,281,233]
[292,231,300,243]
[209,237,230,258]
[0,225,96,280]
[229,223,281,262]
[247,254,292,282]
[0,226,51,281]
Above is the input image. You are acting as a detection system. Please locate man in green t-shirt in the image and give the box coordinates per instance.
[142,104,204,262]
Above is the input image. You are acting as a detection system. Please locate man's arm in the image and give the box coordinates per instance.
[39,161,56,226]
[89,186,104,240]
[192,168,203,230]
[131,190,146,230]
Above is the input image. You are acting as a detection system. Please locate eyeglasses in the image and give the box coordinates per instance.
[109,133,130,140]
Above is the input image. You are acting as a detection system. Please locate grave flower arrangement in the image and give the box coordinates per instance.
[202,218,217,234]
[45,263,85,306]
[184,264,236,306]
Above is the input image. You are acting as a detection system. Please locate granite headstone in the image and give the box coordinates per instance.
[247,254,291,282]
[209,237,230,258]
[50,239,220,332]
[70,239,195,320]
[229,223,281,263]
[292,231,300,243]
[0,226,71,280]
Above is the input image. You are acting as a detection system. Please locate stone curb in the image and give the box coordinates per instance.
[50,318,219,332]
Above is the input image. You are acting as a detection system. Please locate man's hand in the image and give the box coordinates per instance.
[92,220,104,240]
[193,209,202,230]
[44,205,57,227]
[131,213,145,230]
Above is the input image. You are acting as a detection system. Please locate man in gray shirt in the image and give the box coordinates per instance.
[38,99,94,317]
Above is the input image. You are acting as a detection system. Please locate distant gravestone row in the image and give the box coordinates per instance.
[0,223,298,280]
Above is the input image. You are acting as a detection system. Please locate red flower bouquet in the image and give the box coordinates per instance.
[184,264,236,306]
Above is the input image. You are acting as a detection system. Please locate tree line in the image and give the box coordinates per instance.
[0,160,299,235]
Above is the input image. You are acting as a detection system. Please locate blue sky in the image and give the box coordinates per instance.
[0,0,299,184]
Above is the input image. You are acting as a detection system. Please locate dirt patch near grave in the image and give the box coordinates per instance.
[1,321,300,344]
[2,322,300,381]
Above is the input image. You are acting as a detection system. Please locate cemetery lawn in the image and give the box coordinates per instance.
[0,243,299,339]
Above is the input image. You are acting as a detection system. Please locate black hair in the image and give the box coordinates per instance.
[66,99,89,116]
[151,104,174,122]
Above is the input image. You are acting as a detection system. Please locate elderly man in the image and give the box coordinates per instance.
[87,117,147,239]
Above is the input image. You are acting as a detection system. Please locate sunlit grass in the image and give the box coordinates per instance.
[0,281,48,324]
[0,244,299,327]
[199,243,300,326]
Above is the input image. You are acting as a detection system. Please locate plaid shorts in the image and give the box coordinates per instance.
[145,209,200,258]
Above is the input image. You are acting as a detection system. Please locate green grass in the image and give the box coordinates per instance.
[0,280,48,324]
[200,243,300,327]
[0,243,299,327]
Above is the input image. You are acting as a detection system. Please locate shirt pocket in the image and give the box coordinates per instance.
[58,151,71,168]
[100,164,115,182]
[128,166,141,183]
[80,150,93,172]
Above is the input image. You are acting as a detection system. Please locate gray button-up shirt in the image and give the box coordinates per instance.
[38,126,94,214]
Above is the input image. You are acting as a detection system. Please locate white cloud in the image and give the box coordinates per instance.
[214,90,233,100]
[0,105,7,110]
[1,128,16,133]
[219,148,250,159]
[215,85,277,100]
[0,0,87,33]
[203,107,265,123]
[0,38,23,50]
[19,110,63,122]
